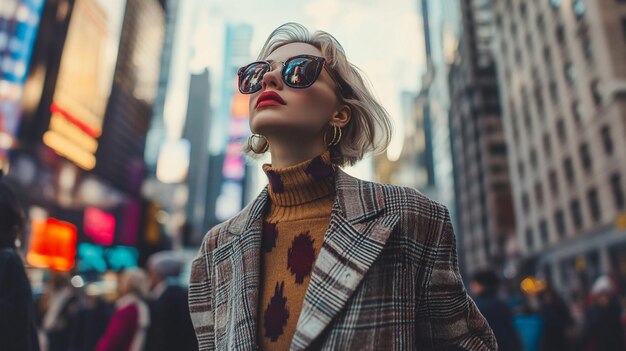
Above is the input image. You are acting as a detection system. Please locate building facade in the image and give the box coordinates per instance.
[449,0,516,276]
[491,0,626,295]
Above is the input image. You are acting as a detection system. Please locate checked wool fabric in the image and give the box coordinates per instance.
[189,164,497,350]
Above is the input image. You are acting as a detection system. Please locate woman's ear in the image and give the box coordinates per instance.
[331,105,351,128]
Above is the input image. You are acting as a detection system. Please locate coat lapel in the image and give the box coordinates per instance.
[214,187,269,350]
[290,170,400,350]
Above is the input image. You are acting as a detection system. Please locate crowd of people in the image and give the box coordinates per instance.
[32,252,198,351]
[471,269,626,351]
[0,175,198,351]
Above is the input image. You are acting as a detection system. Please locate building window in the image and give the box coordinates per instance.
[489,143,507,156]
[492,182,510,192]
[549,81,559,103]
[540,219,549,244]
[535,84,545,118]
[535,182,544,207]
[556,118,567,143]
[565,63,575,84]
[522,192,530,212]
[587,188,601,222]
[518,160,525,180]
[526,228,534,250]
[555,210,566,237]
[537,14,546,34]
[591,80,602,106]
[579,143,592,172]
[573,0,586,20]
[543,46,553,69]
[526,33,534,53]
[524,107,533,132]
[601,126,614,156]
[549,169,559,196]
[582,36,594,61]
[611,173,625,210]
[543,134,552,158]
[511,102,520,141]
[572,101,583,125]
[571,199,583,229]
[490,164,506,175]
[564,157,575,184]
[551,0,562,9]
[530,148,538,170]
[556,25,565,46]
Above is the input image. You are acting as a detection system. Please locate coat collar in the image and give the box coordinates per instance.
[224,169,385,237]
[215,169,398,350]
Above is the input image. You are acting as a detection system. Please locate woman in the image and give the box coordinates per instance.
[96,269,150,351]
[0,176,40,351]
[189,23,496,350]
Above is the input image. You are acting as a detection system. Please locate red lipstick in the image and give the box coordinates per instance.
[256,91,286,108]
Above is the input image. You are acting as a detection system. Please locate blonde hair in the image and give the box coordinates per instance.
[244,22,393,167]
[118,268,149,297]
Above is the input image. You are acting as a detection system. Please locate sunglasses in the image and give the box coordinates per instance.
[237,54,333,94]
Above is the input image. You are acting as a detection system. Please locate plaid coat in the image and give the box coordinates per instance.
[189,169,497,350]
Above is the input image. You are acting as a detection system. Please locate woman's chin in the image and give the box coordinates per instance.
[250,119,315,137]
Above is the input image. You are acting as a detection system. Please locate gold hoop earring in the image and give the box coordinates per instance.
[248,134,269,154]
[324,125,342,147]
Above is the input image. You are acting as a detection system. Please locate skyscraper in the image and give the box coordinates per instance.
[419,0,463,219]
[491,0,626,293]
[449,0,515,276]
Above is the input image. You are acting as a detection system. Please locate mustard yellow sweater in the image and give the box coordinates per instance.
[257,151,335,350]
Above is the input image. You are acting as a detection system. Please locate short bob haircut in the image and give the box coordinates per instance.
[243,22,393,167]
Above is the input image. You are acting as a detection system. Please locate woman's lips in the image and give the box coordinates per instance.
[256,91,286,108]
[256,100,284,108]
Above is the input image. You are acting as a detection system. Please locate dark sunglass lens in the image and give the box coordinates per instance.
[283,57,321,88]
[239,63,268,93]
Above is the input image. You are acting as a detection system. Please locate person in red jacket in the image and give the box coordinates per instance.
[96,269,150,351]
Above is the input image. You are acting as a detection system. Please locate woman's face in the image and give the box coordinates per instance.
[248,42,341,143]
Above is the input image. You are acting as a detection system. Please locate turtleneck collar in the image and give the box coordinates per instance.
[262,151,336,207]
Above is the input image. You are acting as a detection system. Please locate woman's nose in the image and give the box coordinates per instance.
[261,66,283,90]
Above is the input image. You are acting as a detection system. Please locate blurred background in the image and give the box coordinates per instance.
[1,0,626,349]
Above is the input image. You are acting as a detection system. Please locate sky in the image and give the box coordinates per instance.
[190,0,427,163]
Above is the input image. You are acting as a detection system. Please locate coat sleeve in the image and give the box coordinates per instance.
[421,205,498,350]
[188,236,215,350]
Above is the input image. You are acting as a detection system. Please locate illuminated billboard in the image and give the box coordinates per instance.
[0,0,45,168]
[27,218,78,271]
[215,88,250,221]
[44,0,125,170]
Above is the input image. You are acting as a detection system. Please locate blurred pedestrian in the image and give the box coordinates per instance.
[69,285,113,351]
[95,269,150,351]
[580,275,625,351]
[0,175,40,350]
[189,22,496,350]
[145,251,198,351]
[513,299,544,351]
[537,284,574,350]
[40,271,79,351]
[471,269,523,351]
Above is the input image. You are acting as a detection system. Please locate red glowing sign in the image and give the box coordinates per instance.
[84,207,116,245]
[27,218,77,271]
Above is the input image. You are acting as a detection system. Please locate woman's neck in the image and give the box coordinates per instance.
[269,144,327,168]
